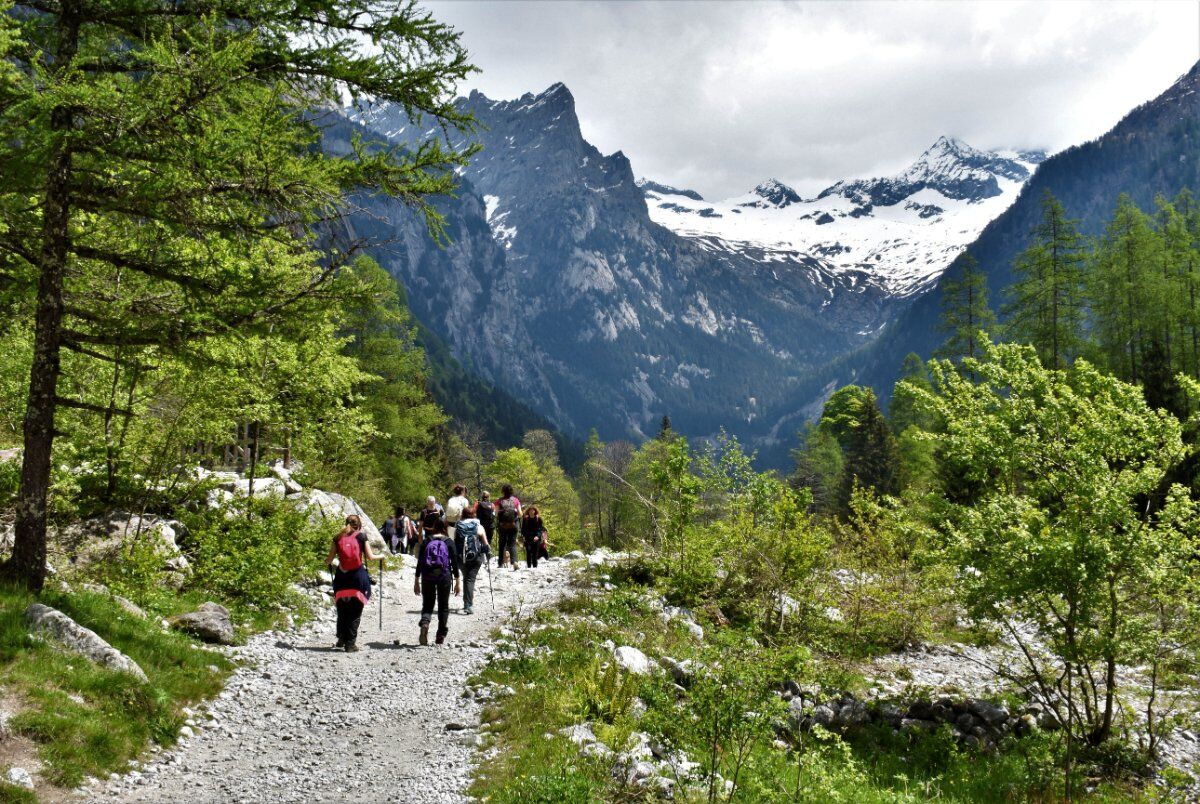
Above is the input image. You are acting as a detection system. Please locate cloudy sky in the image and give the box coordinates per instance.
[425,0,1199,200]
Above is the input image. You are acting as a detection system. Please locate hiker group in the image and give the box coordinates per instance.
[326,483,551,652]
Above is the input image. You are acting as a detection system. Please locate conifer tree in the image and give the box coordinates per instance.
[1089,195,1163,383]
[0,0,478,589]
[1005,191,1086,370]
[935,253,995,364]
[818,386,899,514]
[658,414,673,440]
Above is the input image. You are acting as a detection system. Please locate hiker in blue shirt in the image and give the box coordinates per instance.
[414,518,461,645]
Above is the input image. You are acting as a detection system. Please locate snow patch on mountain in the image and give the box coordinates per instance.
[644,138,1045,297]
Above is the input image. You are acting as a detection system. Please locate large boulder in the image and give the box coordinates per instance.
[24,603,147,681]
[290,490,385,553]
[267,460,304,494]
[107,514,180,553]
[168,602,235,645]
[221,477,287,498]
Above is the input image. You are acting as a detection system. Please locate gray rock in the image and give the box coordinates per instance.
[24,603,147,681]
[5,766,33,790]
[169,602,235,645]
[810,704,836,728]
[614,646,652,676]
[580,742,613,760]
[967,700,1010,727]
[660,656,695,686]
[559,723,598,746]
[839,700,870,727]
[563,550,585,560]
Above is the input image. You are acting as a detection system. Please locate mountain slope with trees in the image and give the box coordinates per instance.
[849,60,1200,399]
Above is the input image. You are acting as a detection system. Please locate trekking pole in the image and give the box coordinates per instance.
[484,548,495,611]
[378,558,384,631]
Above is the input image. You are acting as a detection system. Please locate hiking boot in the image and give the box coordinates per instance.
[435,632,446,645]
[419,625,429,646]
[345,643,359,653]
[463,606,473,615]
[335,639,344,649]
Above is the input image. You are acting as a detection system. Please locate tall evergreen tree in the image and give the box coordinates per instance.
[935,253,995,364]
[1004,191,1086,370]
[658,414,673,440]
[1089,195,1163,383]
[0,0,477,589]
[819,385,899,513]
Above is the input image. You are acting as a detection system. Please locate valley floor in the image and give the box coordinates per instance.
[80,557,571,804]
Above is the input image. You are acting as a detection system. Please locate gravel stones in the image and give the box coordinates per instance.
[89,559,572,804]
[24,603,147,681]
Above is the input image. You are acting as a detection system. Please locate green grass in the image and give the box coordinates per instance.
[469,577,1148,803]
[0,780,37,804]
[0,583,232,788]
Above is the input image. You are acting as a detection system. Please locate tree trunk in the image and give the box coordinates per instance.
[8,7,80,590]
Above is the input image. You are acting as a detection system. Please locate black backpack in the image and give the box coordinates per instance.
[476,503,495,529]
[497,498,519,531]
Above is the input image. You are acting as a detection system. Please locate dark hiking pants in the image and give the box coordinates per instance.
[420,576,452,639]
[525,537,541,568]
[499,530,519,566]
[462,560,482,609]
[336,599,364,646]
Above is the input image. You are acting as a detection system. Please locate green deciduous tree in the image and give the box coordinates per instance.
[0,0,477,588]
[910,340,1200,782]
[486,443,580,551]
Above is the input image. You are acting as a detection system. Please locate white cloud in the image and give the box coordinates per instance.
[426,0,1200,199]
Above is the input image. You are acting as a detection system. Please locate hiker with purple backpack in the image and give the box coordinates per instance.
[414,518,461,645]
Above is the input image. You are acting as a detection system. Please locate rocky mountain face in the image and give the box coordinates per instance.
[346,84,900,443]
[848,59,1200,407]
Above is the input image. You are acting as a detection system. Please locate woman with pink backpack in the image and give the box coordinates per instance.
[325,515,385,653]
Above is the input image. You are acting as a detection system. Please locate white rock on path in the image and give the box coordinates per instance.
[90,560,573,804]
[24,604,147,682]
[6,766,33,789]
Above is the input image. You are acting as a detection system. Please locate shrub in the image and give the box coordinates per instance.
[182,498,326,612]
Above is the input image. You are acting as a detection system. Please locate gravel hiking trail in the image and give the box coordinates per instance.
[83,556,572,804]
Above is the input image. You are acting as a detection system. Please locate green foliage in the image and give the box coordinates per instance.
[792,423,846,516]
[570,656,636,725]
[911,340,1200,752]
[0,0,481,588]
[826,490,952,656]
[182,499,327,614]
[319,255,446,511]
[818,386,900,513]
[486,445,581,551]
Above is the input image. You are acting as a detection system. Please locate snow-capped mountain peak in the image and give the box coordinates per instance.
[747,178,803,208]
[642,137,1045,296]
